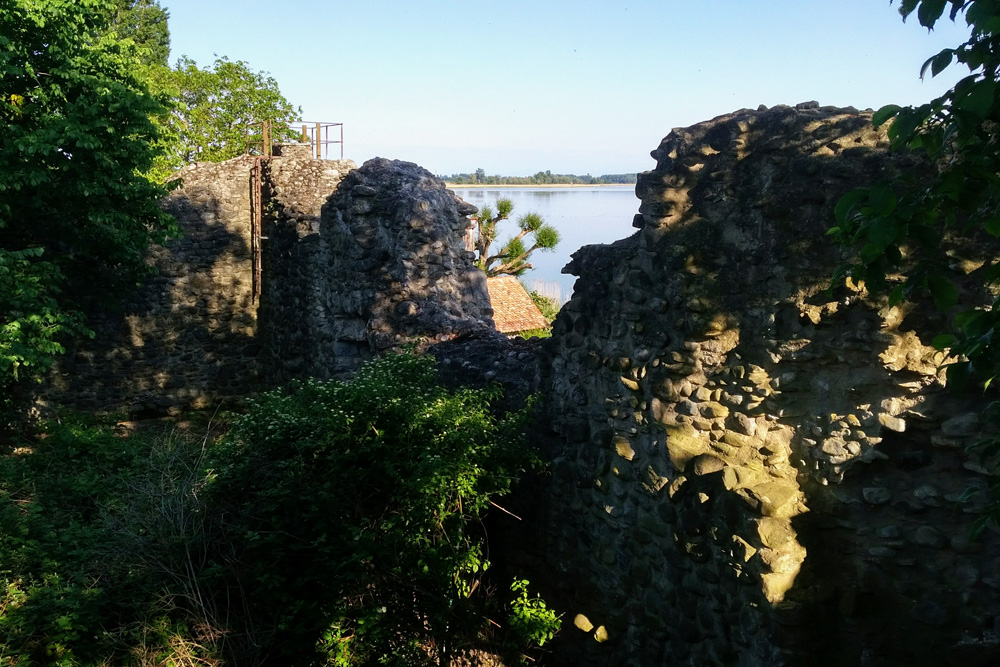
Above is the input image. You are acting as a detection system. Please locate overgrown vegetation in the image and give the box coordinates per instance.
[1,0,177,390]
[0,0,299,399]
[528,290,561,324]
[829,0,1000,532]
[147,56,301,179]
[0,353,559,666]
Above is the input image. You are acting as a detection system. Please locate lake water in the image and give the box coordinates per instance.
[449,186,640,303]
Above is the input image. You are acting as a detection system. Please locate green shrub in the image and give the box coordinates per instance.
[528,290,560,324]
[207,351,556,665]
[0,416,214,666]
[0,353,559,666]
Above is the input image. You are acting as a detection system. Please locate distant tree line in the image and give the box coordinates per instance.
[443,168,637,185]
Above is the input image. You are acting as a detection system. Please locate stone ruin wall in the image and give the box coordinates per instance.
[37,157,265,414]
[259,158,494,386]
[529,103,1000,666]
[35,156,493,414]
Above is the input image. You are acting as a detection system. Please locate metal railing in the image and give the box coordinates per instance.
[245,120,344,160]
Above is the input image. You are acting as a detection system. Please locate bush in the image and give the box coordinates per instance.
[207,351,557,665]
[0,353,559,666]
[0,416,215,666]
[528,290,560,324]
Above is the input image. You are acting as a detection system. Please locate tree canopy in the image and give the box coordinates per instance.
[0,0,301,390]
[150,56,301,175]
[471,198,560,277]
[0,0,175,385]
[830,0,1000,386]
[107,0,171,68]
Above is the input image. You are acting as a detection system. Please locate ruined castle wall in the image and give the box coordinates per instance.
[325,160,494,349]
[37,158,263,414]
[537,103,1000,666]
[36,156,493,414]
[260,158,494,385]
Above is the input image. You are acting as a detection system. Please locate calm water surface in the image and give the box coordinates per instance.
[450,186,640,302]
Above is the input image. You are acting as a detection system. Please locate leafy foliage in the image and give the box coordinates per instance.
[829,0,1000,388]
[829,0,1000,531]
[506,580,560,649]
[529,289,561,323]
[0,0,176,386]
[149,56,301,177]
[209,352,557,665]
[472,198,560,277]
[0,416,212,666]
[0,353,558,665]
[107,0,171,69]
[0,249,90,382]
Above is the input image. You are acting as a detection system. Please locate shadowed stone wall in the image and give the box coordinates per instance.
[36,156,493,414]
[259,158,495,385]
[531,103,1000,666]
[37,157,265,414]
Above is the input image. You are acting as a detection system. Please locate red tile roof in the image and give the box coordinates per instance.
[487,276,551,334]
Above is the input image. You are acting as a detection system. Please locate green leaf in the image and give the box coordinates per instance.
[917,0,948,28]
[868,184,898,216]
[927,274,959,310]
[931,333,957,350]
[866,217,899,251]
[982,262,1000,283]
[887,109,922,144]
[956,79,996,119]
[872,104,902,127]
[920,49,954,79]
[834,188,868,225]
[899,0,920,19]
[946,361,972,390]
[888,284,906,306]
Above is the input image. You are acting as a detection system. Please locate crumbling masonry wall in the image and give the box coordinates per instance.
[38,157,267,414]
[534,103,1000,666]
[258,158,495,385]
[36,156,492,414]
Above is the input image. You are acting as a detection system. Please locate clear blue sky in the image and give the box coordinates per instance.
[161,0,971,176]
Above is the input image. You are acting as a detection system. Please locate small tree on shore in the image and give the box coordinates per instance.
[472,198,560,277]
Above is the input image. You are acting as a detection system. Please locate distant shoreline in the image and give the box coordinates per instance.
[445,182,634,189]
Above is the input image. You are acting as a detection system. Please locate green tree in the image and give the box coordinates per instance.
[107,0,170,68]
[0,0,175,385]
[473,198,560,277]
[150,55,301,176]
[829,0,1000,530]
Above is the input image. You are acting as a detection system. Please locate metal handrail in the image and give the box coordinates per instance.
[244,120,344,160]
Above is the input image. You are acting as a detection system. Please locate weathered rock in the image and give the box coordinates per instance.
[863,486,892,505]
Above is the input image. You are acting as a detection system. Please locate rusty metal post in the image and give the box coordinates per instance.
[316,122,322,159]
[263,120,272,157]
[250,157,263,304]
[301,124,308,144]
